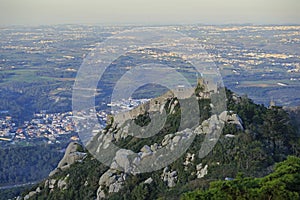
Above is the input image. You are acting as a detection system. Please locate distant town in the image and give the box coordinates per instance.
[0,98,151,145]
[0,111,78,144]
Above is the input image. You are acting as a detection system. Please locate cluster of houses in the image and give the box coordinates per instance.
[0,111,78,143]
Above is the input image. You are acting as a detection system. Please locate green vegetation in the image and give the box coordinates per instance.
[0,185,33,200]
[21,153,108,200]
[0,144,64,186]
[181,156,300,200]
[134,112,151,127]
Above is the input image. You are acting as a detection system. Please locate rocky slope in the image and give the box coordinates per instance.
[20,88,300,200]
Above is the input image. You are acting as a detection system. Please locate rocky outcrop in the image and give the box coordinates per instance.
[38,174,69,193]
[49,142,87,176]
[96,169,126,199]
[161,167,178,188]
[46,179,56,189]
[23,187,41,200]
[196,163,208,178]
[110,149,135,173]
[144,177,153,184]
[140,145,153,159]
[219,111,244,130]
[195,114,222,135]
[184,152,195,170]
[194,111,244,137]
[57,174,69,190]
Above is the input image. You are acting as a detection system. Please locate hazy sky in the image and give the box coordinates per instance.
[0,0,299,25]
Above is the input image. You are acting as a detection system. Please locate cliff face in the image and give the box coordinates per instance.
[20,89,300,200]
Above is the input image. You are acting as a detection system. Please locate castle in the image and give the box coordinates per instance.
[111,78,215,126]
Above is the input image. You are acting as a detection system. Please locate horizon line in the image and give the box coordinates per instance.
[1,22,300,28]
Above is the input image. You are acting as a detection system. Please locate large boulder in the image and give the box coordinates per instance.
[196,163,208,178]
[161,167,178,188]
[97,169,126,199]
[219,111,244,130]
[111,149,135,173]
[49,142,87,176]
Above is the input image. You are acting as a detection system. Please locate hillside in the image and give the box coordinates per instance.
[182,156,300,200]
[19,88,300,200]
